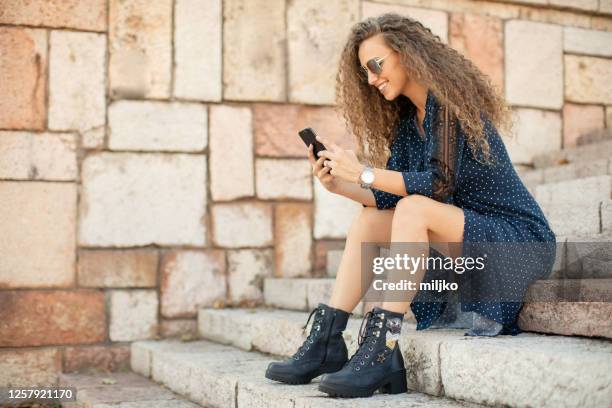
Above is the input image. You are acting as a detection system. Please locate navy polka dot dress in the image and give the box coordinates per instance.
[364,89,557,336]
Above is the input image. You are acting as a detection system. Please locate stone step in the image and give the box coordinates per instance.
[131,339,483,408]
[517,157,611,190]
[535,175,611,206]
[535,175,612,237]
[263,277,612,339]
[553,231,612,279]
[263,278,364,317]
[531,138,612,169]
[58,372,200,408]
[197,308,612,408]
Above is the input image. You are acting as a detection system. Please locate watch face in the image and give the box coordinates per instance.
[361,169,375,184]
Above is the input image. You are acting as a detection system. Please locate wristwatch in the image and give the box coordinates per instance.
[359,166,375,189]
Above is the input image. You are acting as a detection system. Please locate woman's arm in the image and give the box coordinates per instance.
[363,106,465,207]
[332,179,377,207]
[316,107,464,208]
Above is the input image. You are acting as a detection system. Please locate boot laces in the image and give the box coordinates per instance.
[292,306,326,360]
[348,310,384,368]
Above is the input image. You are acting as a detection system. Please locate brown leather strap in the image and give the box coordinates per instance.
[429,104,459,202]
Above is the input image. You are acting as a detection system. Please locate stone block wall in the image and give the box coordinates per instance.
[0,0,611,382]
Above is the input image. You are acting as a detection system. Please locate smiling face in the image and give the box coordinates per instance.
[357,33,410,101]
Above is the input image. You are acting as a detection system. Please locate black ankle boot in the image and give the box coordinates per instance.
[318,307,408,397]
[265,303,351,384]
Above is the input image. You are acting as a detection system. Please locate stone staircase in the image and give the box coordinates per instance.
[61,139,612,407]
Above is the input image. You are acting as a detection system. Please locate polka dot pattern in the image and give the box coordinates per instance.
[363,90,557,337]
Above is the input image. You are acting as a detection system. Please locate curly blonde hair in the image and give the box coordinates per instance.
[334,13,514,168]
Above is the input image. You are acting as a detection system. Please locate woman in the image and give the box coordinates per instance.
[265,13,556,398]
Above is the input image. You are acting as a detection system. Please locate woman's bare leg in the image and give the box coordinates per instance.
[382,194,465,314]
[329,195,465,315]
[328,207,394,312]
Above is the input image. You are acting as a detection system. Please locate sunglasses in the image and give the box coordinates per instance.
[359,51,393,80]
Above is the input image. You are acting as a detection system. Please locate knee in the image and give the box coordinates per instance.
[394,195,429,226]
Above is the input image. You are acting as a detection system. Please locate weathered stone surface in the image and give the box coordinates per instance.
[562,103,605,147]
[197,308,612,407]
[133,341,269,408]
[565,55,612,104]
[313,180,362,239]
[237,373,321,408]
[0,348,61,387]
[108,101,207,152]
[159,319,198,339]
[536,175,611,206]
[440,335,612,407]
[532,138,612,168]
[131,341,181,378]
[174,0,222,101]
[59,372,191,406]
[603,199,612,233]
[253,103,356,157]
[564,26,612,57]
[0,182,76,288]
[63,345,131,373]
[314,239,346,274]
[367,0,519,19]
[541,201,601,237]
[49,30,105,133]
[228,249,274,305]
[274,203,312,278]
[78,249,158,288]
[294,391,468,408]
[79,153,207,247]
[503,108,561,164]
[0,131,77,181]
[133,339,481,408]
[288,0,360,104]
[209,105,254,200]
[0,0,106,31]
[362,1,448,43]
[306,278,334,310]
[505,20,563,109]
[541,158,609,184]
[82,126,105,150]
[450,13,503,92]
[212,202,273,247]
[517,3,592,27]
[264,278,309,311]
[160,250,226,318]
[519,301,612,338]
[0,290,106,347]
[223,0,286,101]
[109,290,158,341]
[0,27,46,130]
[607,106,612,128]
[256,159,312,200]
[109,0,172,99]
[198,308,260,350]
[549,0,598,12]
[249,311,312,357]
[263,278,363,315]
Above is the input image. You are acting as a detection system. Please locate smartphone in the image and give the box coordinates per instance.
[298,127,327,158]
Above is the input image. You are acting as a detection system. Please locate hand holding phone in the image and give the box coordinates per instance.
[298,128,327,158]
[299,127,338,193]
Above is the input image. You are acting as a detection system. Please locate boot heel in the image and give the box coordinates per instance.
[379,369,407,394]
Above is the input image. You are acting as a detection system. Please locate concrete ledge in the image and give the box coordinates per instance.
[197,308,612,407]
[131,339,481,408]
[263,278,612,339]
